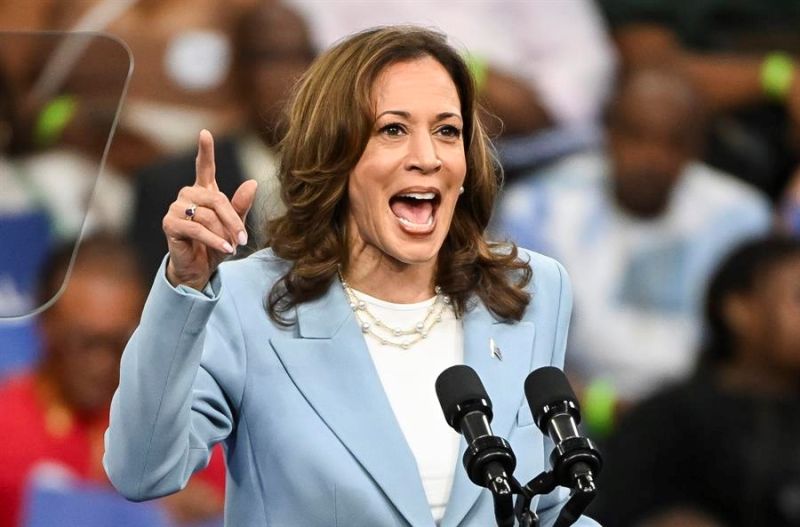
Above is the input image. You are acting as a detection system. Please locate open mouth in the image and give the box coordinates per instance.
[389,190,441,232]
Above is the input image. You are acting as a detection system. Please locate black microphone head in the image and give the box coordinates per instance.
[524,366,580,428]
[435,365,493,431]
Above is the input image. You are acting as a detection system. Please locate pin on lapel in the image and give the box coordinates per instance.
[489,338,503,361]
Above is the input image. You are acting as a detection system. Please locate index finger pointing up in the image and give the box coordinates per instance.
[195,129,218,189]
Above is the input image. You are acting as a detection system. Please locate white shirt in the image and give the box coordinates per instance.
[347,287,463,523]
[495,150,772,400]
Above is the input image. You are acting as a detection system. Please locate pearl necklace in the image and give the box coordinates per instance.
[338,271,450,349]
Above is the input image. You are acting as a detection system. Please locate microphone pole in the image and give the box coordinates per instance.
[436,365,518,527]
[521,366,602,527]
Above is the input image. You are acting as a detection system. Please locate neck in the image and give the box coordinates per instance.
[611,184,670,220]
[344,250,436,304]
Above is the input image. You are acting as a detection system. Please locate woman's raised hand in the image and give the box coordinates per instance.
[164,130,258,290]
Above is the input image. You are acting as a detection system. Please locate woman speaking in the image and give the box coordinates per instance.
[104,26,596,526]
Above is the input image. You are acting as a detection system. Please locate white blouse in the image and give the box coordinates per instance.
[347,287,464,523]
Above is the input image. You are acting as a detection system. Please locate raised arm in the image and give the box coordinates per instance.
[104,130,256,500]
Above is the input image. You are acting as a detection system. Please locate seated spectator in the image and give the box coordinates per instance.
[0,235,225,527]
[0,56,51,374]
[778,165,800,235]
[131,0,314,277]
[42,0,259,159]
[493,66,771,432]
[0,32,132,242]
[0,48,131,376]
[599,0,800,199]
[637,508,724,527]
[588,236,800,527]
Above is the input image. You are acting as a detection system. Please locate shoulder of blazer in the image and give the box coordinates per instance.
[485,245,565,294]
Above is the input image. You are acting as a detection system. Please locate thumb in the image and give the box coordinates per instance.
[231,179,259,221]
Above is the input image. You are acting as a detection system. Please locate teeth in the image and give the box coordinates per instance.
[397,192,436,200]
[398,215,434,226]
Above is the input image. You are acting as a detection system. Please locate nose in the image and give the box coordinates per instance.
[405,132,442,174]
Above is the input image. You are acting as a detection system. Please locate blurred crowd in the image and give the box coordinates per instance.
[1,1,800,526]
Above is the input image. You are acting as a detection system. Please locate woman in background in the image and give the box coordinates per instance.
[590,235,800,527]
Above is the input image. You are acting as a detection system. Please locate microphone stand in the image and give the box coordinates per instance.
[490,485,516,527]
[508,435,602,527]
[462,434,518,527]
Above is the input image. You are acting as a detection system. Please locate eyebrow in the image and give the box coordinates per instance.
[376,110,463,123]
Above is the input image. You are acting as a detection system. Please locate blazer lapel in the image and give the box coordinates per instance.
[442,300,536,527]
[269,283,433,526]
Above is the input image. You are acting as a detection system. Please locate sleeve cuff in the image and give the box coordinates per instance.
[157,254,222,300]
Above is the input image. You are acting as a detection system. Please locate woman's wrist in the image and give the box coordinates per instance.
[166,258,210,292]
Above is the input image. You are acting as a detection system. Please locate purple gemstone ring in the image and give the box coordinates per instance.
[184,204,197,220]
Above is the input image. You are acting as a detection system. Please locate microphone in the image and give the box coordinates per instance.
[435,365,516,496]
[524,367,602,491]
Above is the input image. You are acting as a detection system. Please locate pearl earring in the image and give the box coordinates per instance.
[458,186,465,195]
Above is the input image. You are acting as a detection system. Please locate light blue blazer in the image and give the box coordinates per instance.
[104,248,599,526]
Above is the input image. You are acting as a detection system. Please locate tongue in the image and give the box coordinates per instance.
[391,199,433,224]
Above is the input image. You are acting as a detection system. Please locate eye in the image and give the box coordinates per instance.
[437,124,462,139]
[379,123,407,136]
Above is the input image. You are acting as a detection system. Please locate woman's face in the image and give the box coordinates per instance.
[346,56,466,269]
[748,257,800,370]
[729,256,800,373]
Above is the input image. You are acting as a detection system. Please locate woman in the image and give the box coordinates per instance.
[589,236,800,526]
[104,26,595,526]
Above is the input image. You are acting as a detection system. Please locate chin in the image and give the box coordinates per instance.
[390,245,441,265]
[385,235,444,266]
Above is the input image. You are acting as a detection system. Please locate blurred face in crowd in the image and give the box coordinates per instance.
[779,168,800,236]
[638,507,725,527]
[347,56,466,269]
[236,3,315,145]
[40,268,144,413]
[608,69,702,219]
[727,256,800,373]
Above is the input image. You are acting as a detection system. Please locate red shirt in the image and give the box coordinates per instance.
[0,373,226,527]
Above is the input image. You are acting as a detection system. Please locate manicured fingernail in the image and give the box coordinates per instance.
[238,231,248,246]
[223,241,234,254]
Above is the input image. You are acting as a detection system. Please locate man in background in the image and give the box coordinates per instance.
[494,66,771,434]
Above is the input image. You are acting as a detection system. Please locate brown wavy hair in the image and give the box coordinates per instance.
[265,25,531,325]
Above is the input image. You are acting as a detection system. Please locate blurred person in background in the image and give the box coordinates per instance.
[0,40,132,376]
[493,66,771,436]
[0,30,135,242]
[778,166,800,235]
[599,0,800,201]
[131,0,314,278]
[0,235,226,527]
[635,508,724,527]
[0,56,52,376]
[0,0,258,178]
[44,0,259,162]
[588,236,800,527]
[0,1,57,99]
[284,0,617,175]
